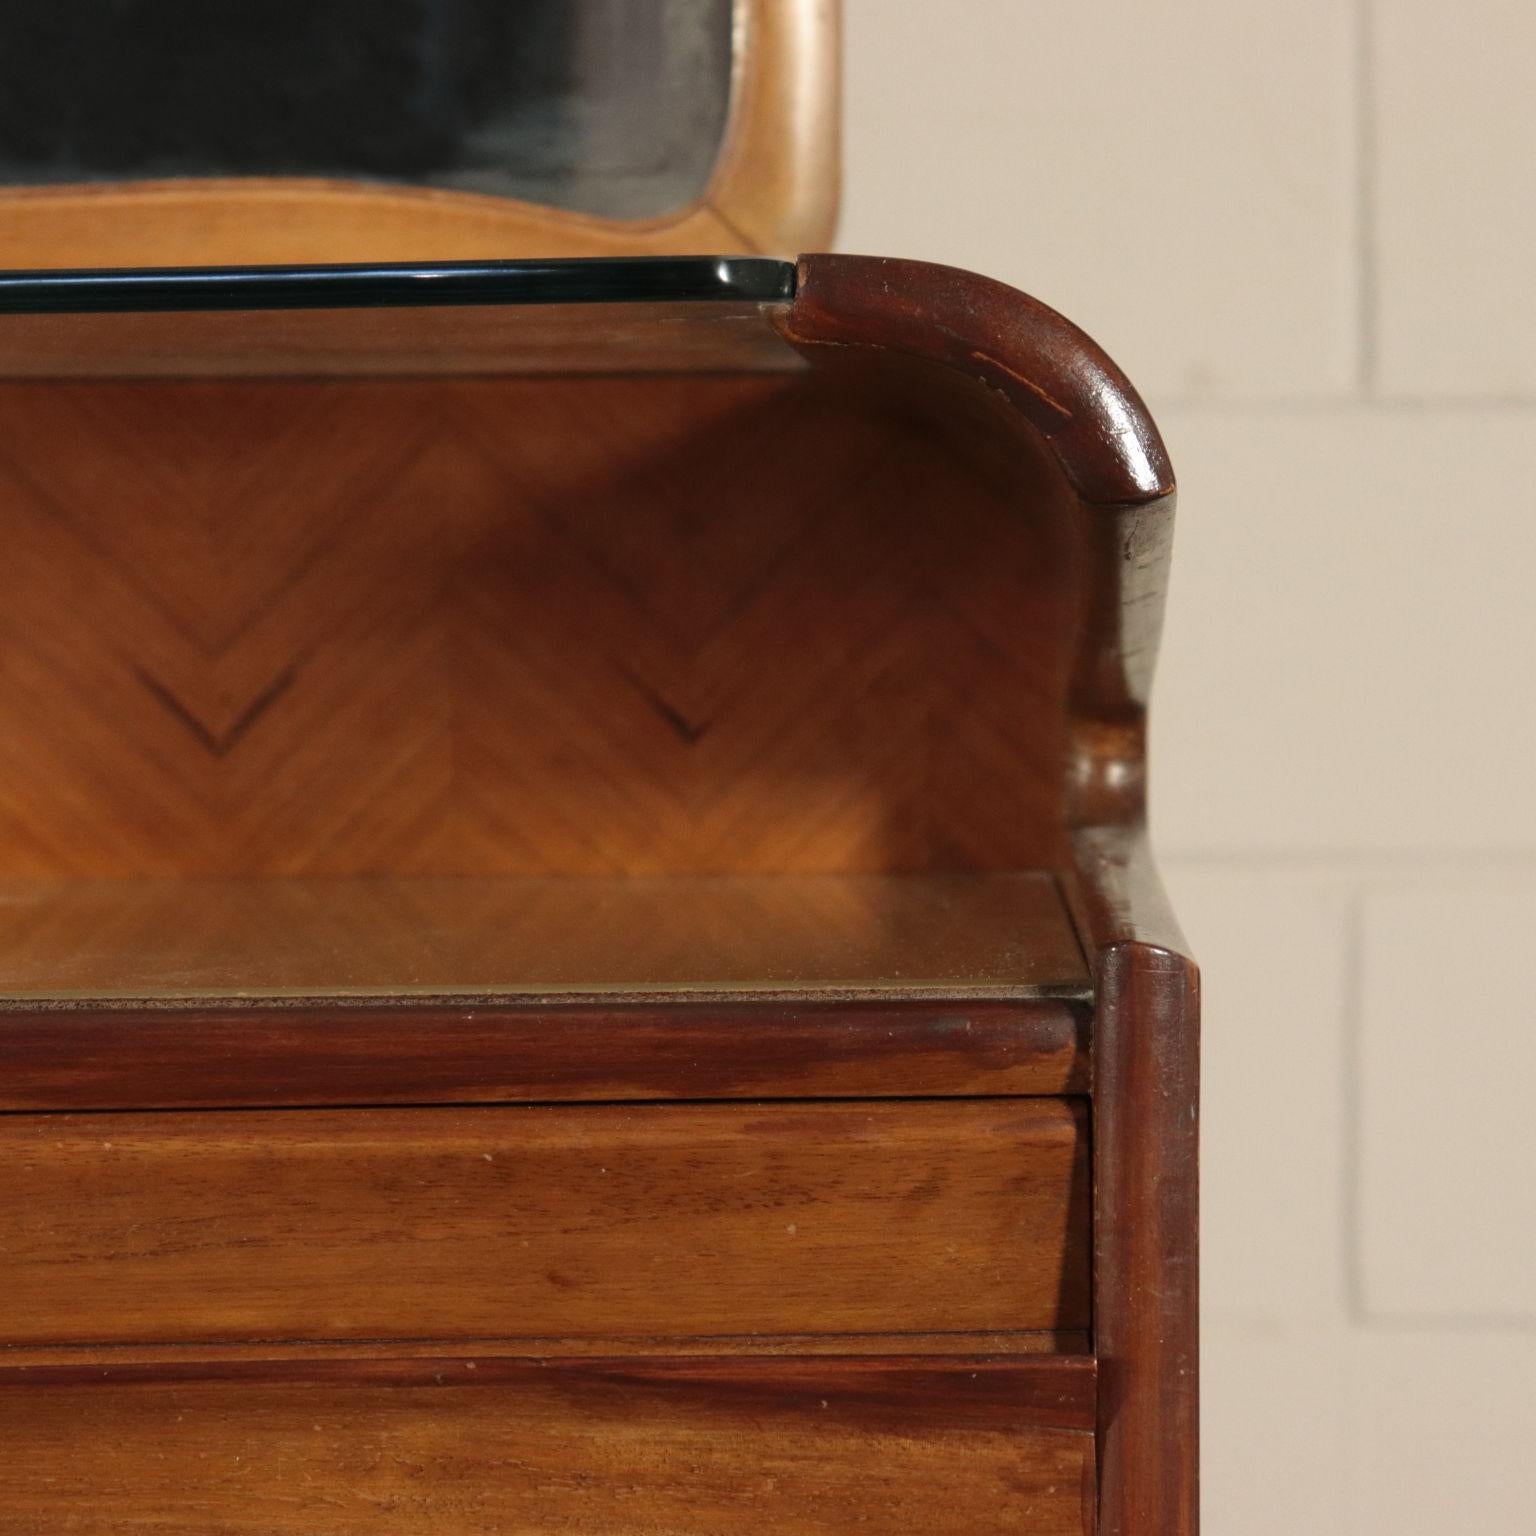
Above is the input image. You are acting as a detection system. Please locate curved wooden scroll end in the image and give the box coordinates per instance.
[776,253,1173,509]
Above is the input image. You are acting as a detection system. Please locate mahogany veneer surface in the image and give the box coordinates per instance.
[0,1100,1090,1346]
[0,1359,1096,1536]
[0,252,1198,1536]
[0,298,804,377]
[0,370,1075,880]
[0,993,1089,1112]
[4,1331,1090,1367]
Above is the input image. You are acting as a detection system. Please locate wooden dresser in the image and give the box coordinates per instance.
[0,252,1197,1536]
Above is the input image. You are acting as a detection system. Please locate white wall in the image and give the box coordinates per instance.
[839,3,1536,1529]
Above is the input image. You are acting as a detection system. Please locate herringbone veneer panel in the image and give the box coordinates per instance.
[0,371,1072,876]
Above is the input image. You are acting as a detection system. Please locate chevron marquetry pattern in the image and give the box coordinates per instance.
[0,372,1072,877]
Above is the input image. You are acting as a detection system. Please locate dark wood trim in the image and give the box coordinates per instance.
[777,255,1197,1534]
[0,251,1198,1532]
[0,1354,1098,1435]
[779,254,1180,836]
[0,1330,1092,1369]
[1064,496,1178,830]
[779,254,1174,508]
[1071,828,1199,1536]
[0,996,1088,1111]
[1069,826,1190,957]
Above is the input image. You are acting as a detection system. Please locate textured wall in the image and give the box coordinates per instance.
[840,2,1536,1529]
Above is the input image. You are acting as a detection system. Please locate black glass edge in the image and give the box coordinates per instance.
[0,256,797,316]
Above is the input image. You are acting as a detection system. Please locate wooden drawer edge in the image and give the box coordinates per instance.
[0,996,1090,1110]
[0,1329,1092,1369]
[0,1353,1098,1434]
[2,1099,1090,1345]
[0,1353,1098,1535]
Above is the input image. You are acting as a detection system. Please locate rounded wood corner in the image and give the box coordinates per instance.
[777,253,1173,510]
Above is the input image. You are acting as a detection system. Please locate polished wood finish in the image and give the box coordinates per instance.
[0,872,1087,1000]
[0,0,838,269]
[0,996,1087,1112]
[0,298,806,379]
[780,257,1199,1535]
[0,1100,1090,1347]
[0,1331,1092,1368]
[776,254,1172,508]
[0,370,1075,880]
[0,1350,1096,1415]
[0,254,1196,1533]
[0,1357,1093,1536]
[1071,828,1200,1536]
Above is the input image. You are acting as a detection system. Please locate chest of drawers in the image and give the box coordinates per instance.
[0,252,1197,1536]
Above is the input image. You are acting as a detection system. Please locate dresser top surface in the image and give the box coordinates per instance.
[0,872,1090,1007]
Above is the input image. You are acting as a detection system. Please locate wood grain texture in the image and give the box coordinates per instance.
[0,299,805,380]
[781,257,1198,1534]
[0,251,1203,1533]
[0,1331,1092,1369]
[0,1100,1090,1346]
[778,254,1173,509]
[0,1357,1093,1536]
[0,0,838,268]
[779,255,1181,839]
[0,369,1075,879]
[0,995,1089,1113]
[1072,829,1199,1536]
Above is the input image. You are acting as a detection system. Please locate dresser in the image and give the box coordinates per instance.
[0,251,1197,1536]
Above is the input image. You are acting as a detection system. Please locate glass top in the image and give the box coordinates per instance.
[0,257,801,377]
[0,873,1090,1004]
[0,256,797,315]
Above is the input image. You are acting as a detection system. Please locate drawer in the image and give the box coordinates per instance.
[0,1356,1097,1536]
[0,1100,1088,1345]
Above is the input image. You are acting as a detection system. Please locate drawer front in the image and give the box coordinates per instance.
[0,1100,1088,1345]
[0,1356,1096,1536]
